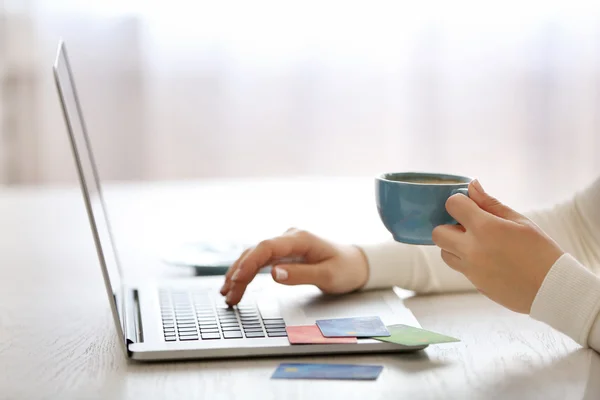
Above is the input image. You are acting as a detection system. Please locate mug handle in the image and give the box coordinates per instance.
[450,187,469,198]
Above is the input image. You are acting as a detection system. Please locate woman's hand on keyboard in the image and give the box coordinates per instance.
[220,228,369,306]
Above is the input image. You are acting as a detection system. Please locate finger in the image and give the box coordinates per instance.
[468,179,523,222]
[431,224,466,256]
[233,235,314,285]
[220,248,252,295]
[440,249,463,271]
[271,262,331,288]
[445,191,491,229]
[224,282,244,306]
[223,256,304,299]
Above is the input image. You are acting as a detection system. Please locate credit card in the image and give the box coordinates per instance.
[373,324,460,346]
[271,363,383,380]
[316,316,390,337]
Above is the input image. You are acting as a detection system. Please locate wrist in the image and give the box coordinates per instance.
[349,245,370,290]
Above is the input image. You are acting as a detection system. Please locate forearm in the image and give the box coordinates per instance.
[359,240,474,293]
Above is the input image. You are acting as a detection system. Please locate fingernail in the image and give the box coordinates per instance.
[472,179,485,194]
[274,267,288,281]
[226,292,233,303]
[220,281,230,293]
[231,270,240,282]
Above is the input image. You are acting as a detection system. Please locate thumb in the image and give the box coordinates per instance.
[469,179,523,221]
[271,261,332,288]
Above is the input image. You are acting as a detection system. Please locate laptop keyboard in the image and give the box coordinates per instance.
[159,289,287,342]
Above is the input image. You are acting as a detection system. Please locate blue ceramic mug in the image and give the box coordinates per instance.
[375,172,472,245]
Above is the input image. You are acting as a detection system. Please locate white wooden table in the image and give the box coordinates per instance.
[1,178,599,400]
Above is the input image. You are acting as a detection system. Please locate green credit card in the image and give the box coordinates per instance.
[373,324,460,346]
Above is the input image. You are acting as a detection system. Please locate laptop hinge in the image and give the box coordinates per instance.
[113,292,133,358]
[123,288,143,347]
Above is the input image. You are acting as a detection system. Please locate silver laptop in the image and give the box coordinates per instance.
[52,40,426,361]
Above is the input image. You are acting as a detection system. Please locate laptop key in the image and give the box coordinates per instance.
[165,336,177,341]
[176,323,197,328]
[238,310,258,315]
[178,331,199,336]
[199,328,220,334]
[178,328,198,333]
[179,335,199,341]
[265,327,286,332]
[177,321,197,326]
[221,326,243,331]
[266,328,287,334]
[201,333,221,340]
[179,331,199,337]
[243,328,264,333]
[223,331,243,339]
[176,319,196,324]
[263,319,285,324]
[264,323,286,329]
[242,324,262,330]
[218,318,238,323]
[267,331,288,337]
[245,332,265,338]
[221,321,240,326]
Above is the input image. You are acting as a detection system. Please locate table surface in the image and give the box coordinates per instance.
[1,178,599,400]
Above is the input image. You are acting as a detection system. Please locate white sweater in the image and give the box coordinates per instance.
[360,177,600,352]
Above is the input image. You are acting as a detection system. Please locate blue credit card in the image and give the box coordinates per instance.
[271,363,383,380]
[316,316,390,337]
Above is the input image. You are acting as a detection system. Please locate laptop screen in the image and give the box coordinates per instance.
[53,42,124,298]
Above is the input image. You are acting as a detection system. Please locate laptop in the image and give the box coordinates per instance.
[52,40,426,361]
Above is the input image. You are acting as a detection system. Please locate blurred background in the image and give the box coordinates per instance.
[1,0,600,209]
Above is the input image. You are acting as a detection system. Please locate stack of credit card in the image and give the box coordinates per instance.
[274,316,459,380]
[285,316,459,346]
